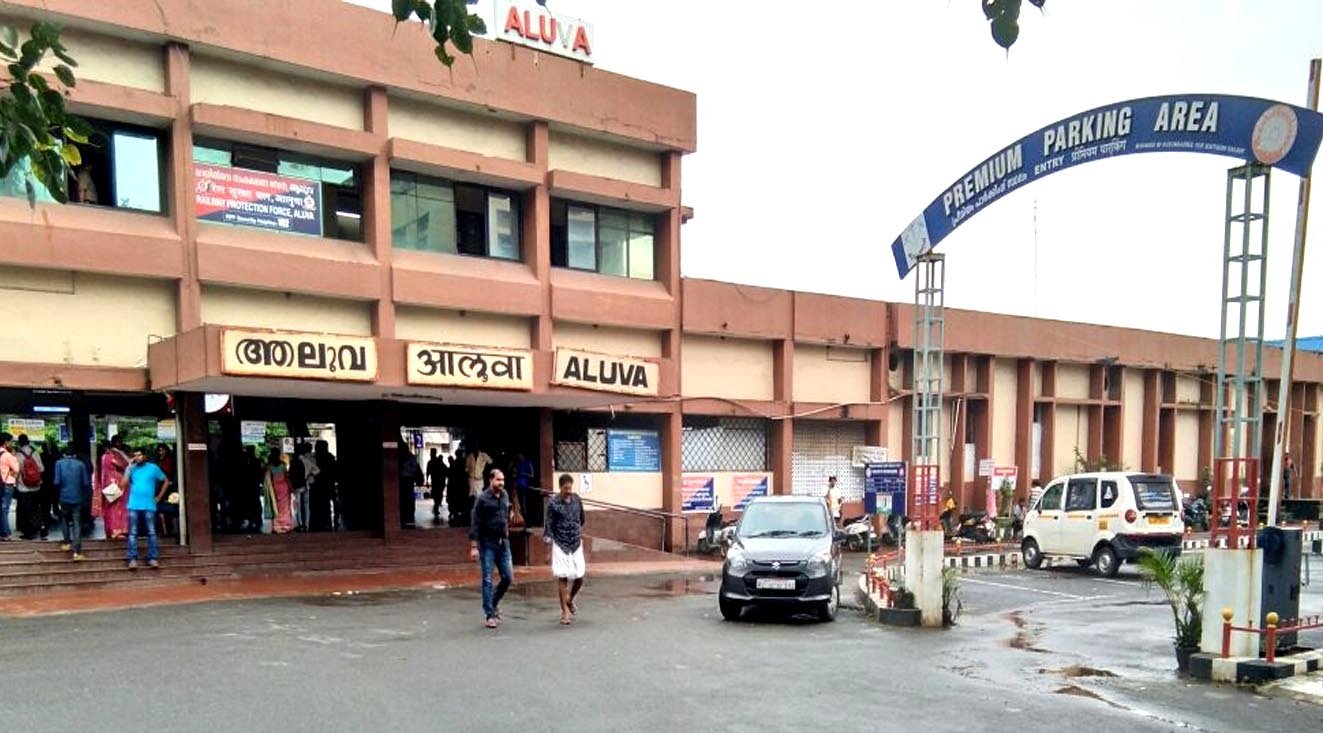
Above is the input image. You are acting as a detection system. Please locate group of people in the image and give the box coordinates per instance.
[237,440,340,535]
[403,443,536,530]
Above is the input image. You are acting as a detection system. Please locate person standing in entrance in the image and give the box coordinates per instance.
[427,448,447,521]
[466,443,492,502]
[825,475,842,527]
[448,448,468,526]
[264,448,295,534]
[313,440,337,531]
[99,435,131,540]
[124,448,169,570]
[469,468,513,628]
[14,434,45,540]
[0,432,19,541]
[53,444,91,561]
[513,452,536,522]
[545,474,587,625]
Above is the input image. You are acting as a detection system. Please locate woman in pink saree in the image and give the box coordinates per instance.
[98,436,131,540]
[263,448,294,534]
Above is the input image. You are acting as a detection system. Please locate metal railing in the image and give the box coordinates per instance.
[536,489,692,553]
[1220,607,1323,663]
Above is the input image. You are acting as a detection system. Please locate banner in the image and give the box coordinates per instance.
[5,418,45,438]
[733,474,769,511]
[195,163,323,237]
[892,95,1323,277]
[681,474,716,513]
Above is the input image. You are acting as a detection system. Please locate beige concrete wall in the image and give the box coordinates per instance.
[192,55,363,130]
[992,359,1017,465]
[396,306,530,349]
[201,286,372,336]
[554,322,660,358]
[1053,406,1087,476]
[793,345,871,404]
[389,97,526,160]
[680,336,773,401]
[1175,375,1202,404]
[1175,412,1200,479]
[576,471,662,510]
[1056,364,1090,400]
[888,402,905,461]
[0,271,174,367]
[1123,369,1145,470]
[548,130,661,186]
[26,25,165,93]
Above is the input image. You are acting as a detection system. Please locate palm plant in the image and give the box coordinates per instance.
[1137,548,1204,649]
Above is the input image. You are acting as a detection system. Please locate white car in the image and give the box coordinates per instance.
[1021,472,1184,577]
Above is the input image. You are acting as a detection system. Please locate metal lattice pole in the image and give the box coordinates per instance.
[912,253,945,527]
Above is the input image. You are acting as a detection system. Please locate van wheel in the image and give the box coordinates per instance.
[1093,545,1120,578]
[817,584,839,622]
[1022,538,1043,569]
[719,596,744,621]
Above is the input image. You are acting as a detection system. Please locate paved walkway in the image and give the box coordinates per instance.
[0,557,720,619]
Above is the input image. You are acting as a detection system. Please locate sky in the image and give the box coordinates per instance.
[348,1,1323,340]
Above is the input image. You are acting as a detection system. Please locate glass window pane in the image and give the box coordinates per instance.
[567,206,596,270]
[627,230,654,280]
[278,159,321,182]
[390,171,415,196]
[598,212,628,277]
[629,212,655,235]
[192,145,231,166]
[486,193,519,260]
[111,132,161,212]
[390,185,418,250]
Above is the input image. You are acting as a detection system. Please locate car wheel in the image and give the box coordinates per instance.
[719,595,744,621]
[817,584,839,622]
[847,535,863,552]
[1093,544,1120,578]
[1022,538,1043,569]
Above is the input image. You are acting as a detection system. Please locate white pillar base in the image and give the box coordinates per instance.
[1201,547,1263,657]
[904,529,945,627]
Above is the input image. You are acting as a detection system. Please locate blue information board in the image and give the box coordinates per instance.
[865,462,907,516]
[607,429,661,472]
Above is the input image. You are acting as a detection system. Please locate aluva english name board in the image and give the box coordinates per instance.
[553,348,658,397]
[891,94,1323,278]
[493,0,594,63]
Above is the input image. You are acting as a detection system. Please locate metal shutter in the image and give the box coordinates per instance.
[791,421,868,501]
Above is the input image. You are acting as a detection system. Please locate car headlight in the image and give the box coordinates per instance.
[807,551,832,579]
[727,550,751,577]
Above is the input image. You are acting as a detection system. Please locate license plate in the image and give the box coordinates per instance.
[1147,515,1171,525]
[756,578,796,590]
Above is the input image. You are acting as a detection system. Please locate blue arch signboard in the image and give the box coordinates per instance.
[891,94,1323,278]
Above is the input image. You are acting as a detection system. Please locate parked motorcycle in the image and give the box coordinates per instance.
[696,507,737,555]
[947,511,995,544]
[1182,493,1209,532]
[841,514,876,552]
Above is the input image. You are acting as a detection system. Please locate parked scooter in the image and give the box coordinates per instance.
[1182,493,1209,532]
[841,514,876,552]
[696,506,737,555]
[947,511,996,544]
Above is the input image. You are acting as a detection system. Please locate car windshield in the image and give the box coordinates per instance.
[1129,477,1177,511]
[738,502,828,538]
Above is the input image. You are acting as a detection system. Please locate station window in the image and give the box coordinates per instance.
[0,118,165,213]
[390,170,521,260]
[192,139,362,241]
[551,200,655,280]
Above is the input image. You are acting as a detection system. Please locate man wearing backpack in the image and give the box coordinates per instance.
[14,434,45,540]
[0,432,19,541]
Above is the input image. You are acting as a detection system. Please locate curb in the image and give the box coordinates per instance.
[855,573,920,626]
[1188,649,1322,683]
[878,549,1024,582]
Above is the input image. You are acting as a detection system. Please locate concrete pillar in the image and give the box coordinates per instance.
[178,391,211,553]
[1201,548,1264,657]
[379,404,401,541]
[904,529,945,627]
[659,409,683,549]
[363,86,395,338]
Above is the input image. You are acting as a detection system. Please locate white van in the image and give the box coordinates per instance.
[1021,472,1184,577]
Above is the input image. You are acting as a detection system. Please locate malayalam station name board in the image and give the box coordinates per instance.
[221,329,377,382]
[406,342,533,391]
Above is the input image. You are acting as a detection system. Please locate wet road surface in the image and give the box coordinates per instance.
[0,558,1320,732]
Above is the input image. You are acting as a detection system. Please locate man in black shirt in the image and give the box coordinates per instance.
[468,468,513,628]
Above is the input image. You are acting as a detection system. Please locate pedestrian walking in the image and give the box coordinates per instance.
[99,435,131,540]
[53,444,91,561]
[825,475,841,526]
[124,448,169,570]
[468,468,513,628]
[14,434,45,540]
[545,473,586,625]
[0,432,20,541]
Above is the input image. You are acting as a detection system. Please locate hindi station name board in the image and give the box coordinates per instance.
[553,348,659,397]
[220,329,377,382]
[406,342,533,391]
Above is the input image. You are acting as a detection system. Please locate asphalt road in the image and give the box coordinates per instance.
[0,558,1320,732]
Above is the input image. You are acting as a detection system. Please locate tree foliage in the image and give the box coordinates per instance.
[391,0,488,68]
[0,21,88,205]
[983,0,1045,50]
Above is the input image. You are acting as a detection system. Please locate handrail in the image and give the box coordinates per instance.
[535,488,693,552]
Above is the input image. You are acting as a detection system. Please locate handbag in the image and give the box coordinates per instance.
[166,492,181,505]
[101,482,123,503]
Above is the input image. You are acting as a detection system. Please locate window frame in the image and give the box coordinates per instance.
[389,169,522,261]
[1038,482,1064,512]
[552,199,657,280]
[1064,478,1098,512]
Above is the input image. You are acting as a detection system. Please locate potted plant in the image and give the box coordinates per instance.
[1137,548,1205,673]
[996,477,1015,517]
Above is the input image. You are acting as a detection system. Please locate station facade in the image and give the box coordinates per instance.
[0,0,1320,557]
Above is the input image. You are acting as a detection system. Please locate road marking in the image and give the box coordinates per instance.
[961,576,1099,600]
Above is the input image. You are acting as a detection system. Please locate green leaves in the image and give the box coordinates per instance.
[0,21,87,205]
[395,0,485,69]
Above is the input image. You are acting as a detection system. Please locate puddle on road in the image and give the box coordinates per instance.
[1005,610,1050,654]
[1053,684,1126,710]
[1043,664,1119,679]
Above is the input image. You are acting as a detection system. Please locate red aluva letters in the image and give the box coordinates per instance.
[503,6,592,56]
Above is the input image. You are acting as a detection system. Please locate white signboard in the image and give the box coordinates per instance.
[977,458,994,478]
[851,445,888,468]
[156,419,177,442]
[240,421,267,446]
